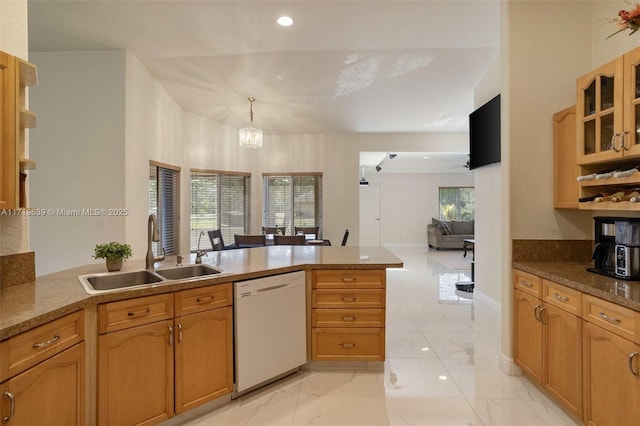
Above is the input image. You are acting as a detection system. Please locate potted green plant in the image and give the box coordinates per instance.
[93,242,133,272]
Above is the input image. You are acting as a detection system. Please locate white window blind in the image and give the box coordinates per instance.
[190,170,250,251]
[263,174,322,235]
[149,163,180,256]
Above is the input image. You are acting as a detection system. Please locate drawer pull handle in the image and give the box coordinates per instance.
[341,277,356,283]
[598,311,622,323]
[521,280,533,288]
[128,307,150,318]
[629,352,639,376]
[2,391,15,424]
[340,342,356,348]
[553,293,569,302]
[32,334,60,349]
[341,297,357,302]
[196,296,214,304]
[341,316,356,321]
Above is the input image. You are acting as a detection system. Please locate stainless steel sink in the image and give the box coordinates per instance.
[78,270,163,294]
[155,264,222,280]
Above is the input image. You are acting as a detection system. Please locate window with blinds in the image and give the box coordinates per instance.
[190,170,250,251]
[149,163,180,256]
[263,174,322,235]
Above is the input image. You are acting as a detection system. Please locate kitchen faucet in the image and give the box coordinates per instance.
[195,231,208,264]
[146,213,165,270]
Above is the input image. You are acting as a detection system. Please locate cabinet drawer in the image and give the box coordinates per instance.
[583,295,640,343]
[312,289,385,309]
[0,310,84,381]
[175,283,232,316]
[98,293,174,334]
[312,269,385,289]
[312,309,385,328]
[543,280,581,316]
[514,269,542,297]
[312,328,385,361]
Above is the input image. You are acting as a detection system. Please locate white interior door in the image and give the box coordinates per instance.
[359,185,381,246]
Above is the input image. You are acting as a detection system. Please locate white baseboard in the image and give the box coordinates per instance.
[499,352,522,376]
[472,288,501,315]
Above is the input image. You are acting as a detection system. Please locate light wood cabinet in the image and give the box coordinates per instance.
[1,343,85,425]
[0,311,85,425]
[311,269,386,361]
[0,50,37,210]
[98,319,174,426]
[576,46,640,210]
[583,321,640,426]
[174,284,233,414]
[553,105,579,209]
[582,294,640,426]
[513,273,582,419]
[97,283,233,425]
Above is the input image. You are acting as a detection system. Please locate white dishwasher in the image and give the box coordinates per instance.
[234,270,306,395]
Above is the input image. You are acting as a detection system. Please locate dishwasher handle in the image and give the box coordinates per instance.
[254,283,290,294]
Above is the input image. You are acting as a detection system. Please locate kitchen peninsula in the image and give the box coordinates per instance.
[0,245,402,425]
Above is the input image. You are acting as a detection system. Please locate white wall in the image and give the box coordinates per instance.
[0,0,29,256]
[29,48,468,275]
[500,0,592,368]
[29,51,127,274]
[364,172,474,246]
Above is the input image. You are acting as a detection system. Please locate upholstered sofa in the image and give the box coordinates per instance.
[427,218,474,250]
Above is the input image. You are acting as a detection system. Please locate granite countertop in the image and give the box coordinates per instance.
[0,246,403,340]
[513,261,640,312]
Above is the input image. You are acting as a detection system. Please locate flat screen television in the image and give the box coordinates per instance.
[469,94,501,170]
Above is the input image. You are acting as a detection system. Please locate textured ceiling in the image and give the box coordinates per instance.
[27,0,500,136]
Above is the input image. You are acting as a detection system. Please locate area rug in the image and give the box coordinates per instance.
[426,249,473,270]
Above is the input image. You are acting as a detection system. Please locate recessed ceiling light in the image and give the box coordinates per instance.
[423,156,430,159]
[277,16,293,27]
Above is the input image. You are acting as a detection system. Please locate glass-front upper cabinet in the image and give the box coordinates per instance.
[577,46,640,165]
[623,47,640,159]
[576,56,624,165]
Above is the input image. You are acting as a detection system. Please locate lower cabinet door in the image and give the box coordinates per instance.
[583,322,640,426]
[312,328,385,361]
[0,343,85,426]
[513,289,543,382]
[98,320,174,426]
[543,304,582,418]
[174,307,233,414]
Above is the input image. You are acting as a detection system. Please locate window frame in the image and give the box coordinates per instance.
[190,168,251,251]
[438,186,475,221]
[262,172,323,236]
[149,161,181,256]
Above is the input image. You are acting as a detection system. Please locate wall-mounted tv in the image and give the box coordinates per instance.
[469,94,501,170]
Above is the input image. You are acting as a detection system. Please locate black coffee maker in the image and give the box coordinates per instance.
[589,216,640,280]
[589,217,617,277]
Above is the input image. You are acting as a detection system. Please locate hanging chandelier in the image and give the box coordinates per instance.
[239,97,263,149]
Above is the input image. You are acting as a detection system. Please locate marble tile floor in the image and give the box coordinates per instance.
[167,247,579,426]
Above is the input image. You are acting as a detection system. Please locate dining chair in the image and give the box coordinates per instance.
[262,226,286,236]
[341,229,349,246]
[274,235,306,245]
[207,229,229,251]
[294,226,319,239]
[234,234,267,248]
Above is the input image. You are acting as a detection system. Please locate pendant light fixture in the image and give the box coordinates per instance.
[239,97,263,149]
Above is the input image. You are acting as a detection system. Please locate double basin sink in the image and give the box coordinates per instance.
[78,264,224,294]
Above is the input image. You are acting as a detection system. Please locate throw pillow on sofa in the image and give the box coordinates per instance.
[431,218,452,235]
[451,220,474,235]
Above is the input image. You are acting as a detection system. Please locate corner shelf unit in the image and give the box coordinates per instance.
[1,53,37,210]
